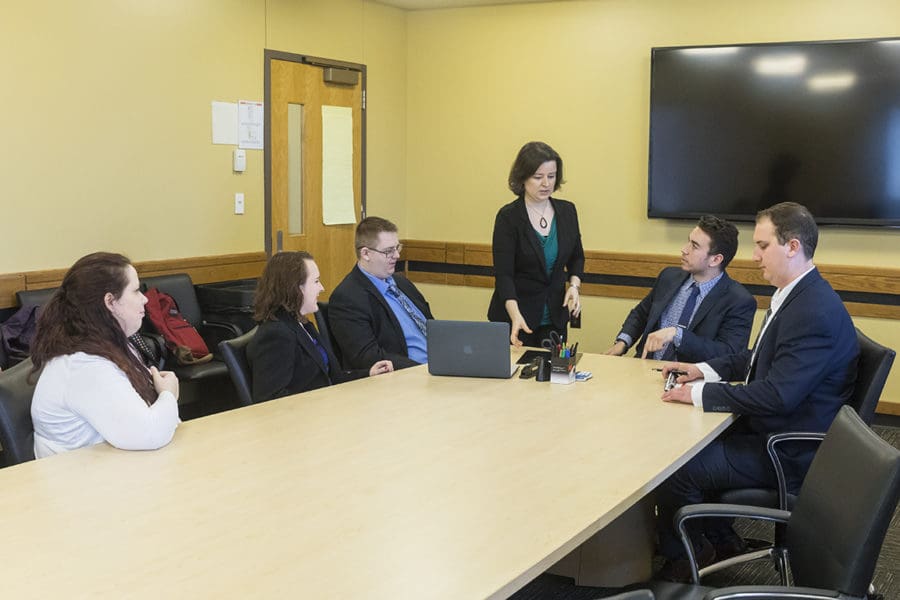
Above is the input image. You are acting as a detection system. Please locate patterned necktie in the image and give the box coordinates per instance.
[661,283,700,361]
[745,308,773,384]
[387,283,428,336]
[129,333,157,367]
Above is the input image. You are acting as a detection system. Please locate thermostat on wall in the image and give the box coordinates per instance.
[233,149,246,172]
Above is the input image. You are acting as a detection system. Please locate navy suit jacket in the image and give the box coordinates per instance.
[328,266,434,370]
[246,310,367,403]
[487,196,585,330]
[704,268,859,487]
[620,267,756,362]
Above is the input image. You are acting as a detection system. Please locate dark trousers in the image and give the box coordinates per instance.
[656,435,775,559]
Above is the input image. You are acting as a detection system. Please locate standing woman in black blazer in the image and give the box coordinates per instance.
[488,141,585,347]
[246,251,393,403]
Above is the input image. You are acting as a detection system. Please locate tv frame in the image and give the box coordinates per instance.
[648,36,900,229]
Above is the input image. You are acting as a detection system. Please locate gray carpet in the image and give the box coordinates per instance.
[510,421,900,600]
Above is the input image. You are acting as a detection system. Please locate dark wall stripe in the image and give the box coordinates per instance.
[404,260,900,307]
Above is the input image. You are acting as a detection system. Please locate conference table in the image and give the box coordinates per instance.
[0,352,733,598]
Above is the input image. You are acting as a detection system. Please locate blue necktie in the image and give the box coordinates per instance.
[661,283,700,361]
[387,283,428,337]
[677,283,700,328]
[304,323,330,370]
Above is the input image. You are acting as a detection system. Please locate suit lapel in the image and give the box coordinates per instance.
[353,266,406,338]
[283,313,328,375]
[688,273,728,329]
[748,269,821,380]
[649,271,689,329]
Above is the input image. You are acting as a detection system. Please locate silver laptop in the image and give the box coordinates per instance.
[426,320,517,378]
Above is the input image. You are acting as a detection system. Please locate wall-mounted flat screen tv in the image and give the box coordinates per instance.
[648,38,900,227]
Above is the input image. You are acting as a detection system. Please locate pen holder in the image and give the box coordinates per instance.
[550,354,576,385]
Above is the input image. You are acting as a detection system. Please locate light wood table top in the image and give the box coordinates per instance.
[0,353,732,599]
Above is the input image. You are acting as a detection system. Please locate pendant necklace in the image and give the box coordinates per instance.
[527,202,550,229]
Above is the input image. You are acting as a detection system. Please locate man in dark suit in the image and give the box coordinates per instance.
[329,216,434,370]
[656,202,859,581]
[606,215,756,363]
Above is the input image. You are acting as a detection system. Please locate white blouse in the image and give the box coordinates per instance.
[32,353,180,458]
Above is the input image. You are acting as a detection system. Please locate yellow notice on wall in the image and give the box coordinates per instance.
[321,105,356,225]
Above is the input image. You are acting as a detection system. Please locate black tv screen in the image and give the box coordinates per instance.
[648,38,900,227]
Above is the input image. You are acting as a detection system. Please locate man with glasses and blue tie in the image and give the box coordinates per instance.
[605,215,756,363]
[329,216,434,370]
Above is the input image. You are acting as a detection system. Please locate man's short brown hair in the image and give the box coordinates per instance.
[355,216,398,258]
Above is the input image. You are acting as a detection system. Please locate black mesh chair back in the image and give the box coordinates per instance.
[0,358,36,466]
[786,405,900,596]
[219,327,257,407]
[849,328,896,425]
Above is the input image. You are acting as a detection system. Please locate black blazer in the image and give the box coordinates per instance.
[246,310,367,403]
[487,197,585,330]
[704,268,859,487]
[328,266,434,370]
[620,267,757,362]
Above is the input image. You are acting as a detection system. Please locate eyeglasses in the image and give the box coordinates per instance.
[362,244,403,257]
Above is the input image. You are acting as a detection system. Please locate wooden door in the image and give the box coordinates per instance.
[267,55,365,299]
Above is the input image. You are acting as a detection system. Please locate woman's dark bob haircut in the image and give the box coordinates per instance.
[508,141,564,196]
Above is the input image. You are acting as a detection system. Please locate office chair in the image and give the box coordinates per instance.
[140,274,242,383]
[620,405,900,600]
[218,326,258,407]
[15,287,58,308]
[702,328,896,579]
[0,358,36,467]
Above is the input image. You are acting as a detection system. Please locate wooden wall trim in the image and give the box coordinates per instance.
[0,252,267,309]
[400,240,900,320]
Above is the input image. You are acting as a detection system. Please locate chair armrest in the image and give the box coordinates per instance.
[704,584,840,599]
[674,503,791,584]
[198,320,243,357]
[200,319,242,338]
[766,432,825,510]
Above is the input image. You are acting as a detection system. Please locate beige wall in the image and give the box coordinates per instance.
[0,0,406,273]
[405,0,900,407]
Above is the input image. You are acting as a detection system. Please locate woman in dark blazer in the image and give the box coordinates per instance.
[488,141,585,347]
[246,251,393,403]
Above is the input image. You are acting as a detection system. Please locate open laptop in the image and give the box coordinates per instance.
[426,320,518,378]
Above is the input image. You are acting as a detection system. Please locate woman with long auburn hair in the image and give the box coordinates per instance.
[246,251,393,403]
[30,252,180,457]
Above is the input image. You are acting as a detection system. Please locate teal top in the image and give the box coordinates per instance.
[537,217,558,326]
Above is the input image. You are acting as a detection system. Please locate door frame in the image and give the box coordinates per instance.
[263,49,367,256]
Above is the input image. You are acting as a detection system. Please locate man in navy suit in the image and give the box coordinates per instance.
[656,202,859,581]
[329,216,434,370]
[606,215,756,363]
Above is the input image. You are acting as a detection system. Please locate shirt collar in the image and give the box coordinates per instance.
[770,265,816,315]
[691,271,724,298]
[359,265,393,294]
